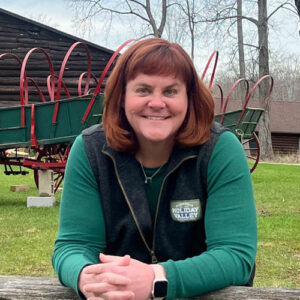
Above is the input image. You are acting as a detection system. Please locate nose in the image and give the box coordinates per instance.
[148,93,166,109]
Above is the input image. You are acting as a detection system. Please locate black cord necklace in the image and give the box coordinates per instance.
[139,162,165,184]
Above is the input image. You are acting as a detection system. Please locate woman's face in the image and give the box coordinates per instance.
[124,73,188,147]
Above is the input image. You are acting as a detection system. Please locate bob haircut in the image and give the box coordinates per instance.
[102,38,215,152]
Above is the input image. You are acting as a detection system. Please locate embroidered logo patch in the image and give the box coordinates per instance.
[170,199,201,222]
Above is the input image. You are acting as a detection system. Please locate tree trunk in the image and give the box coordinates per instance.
[257,0,273,159]
[186,0,195,60]
[237,0,246,104]
[146,0,167,37]
[295,0,300,17]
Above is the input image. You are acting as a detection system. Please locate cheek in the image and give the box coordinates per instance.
[177,98,188,115]
[124,96,133,116]
[124,98,139,125]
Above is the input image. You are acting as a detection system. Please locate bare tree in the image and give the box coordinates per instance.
[172,0,201,60]
[270,53,300,101]
[256,0,273,158]
[197,0,297,158]
[164,5,188,45]
[237,0,245,80]
[68,0,169,38]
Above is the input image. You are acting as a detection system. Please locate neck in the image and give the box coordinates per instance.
[136,140,174,168]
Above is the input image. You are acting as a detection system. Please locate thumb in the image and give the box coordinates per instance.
[99,253,131,266]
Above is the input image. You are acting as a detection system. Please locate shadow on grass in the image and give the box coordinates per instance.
[0,199,28,207]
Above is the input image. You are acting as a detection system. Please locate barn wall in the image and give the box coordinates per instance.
[271,133,299,154]
[0,11,114,107]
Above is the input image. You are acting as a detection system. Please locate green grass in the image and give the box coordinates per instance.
[0,167,61,276]
[251,163,300,288]
[0,163,299,288]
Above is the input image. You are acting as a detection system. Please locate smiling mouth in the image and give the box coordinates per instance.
[144,116,169,120]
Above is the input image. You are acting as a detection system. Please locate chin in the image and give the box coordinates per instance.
[145,134,174,143]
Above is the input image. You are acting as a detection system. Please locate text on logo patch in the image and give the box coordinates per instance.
[170,199,201,222]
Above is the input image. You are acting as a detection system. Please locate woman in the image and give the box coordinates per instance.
[52,38,257,300]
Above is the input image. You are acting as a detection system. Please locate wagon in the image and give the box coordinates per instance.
[200,50,274,172]
[0,40,133,192]
[0,93,104,191]
[214,75,274,172]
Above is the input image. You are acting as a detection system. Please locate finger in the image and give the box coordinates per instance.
[100,254,131,266]
[84,264,122,275]
[84,273,131,292]
[84,257,130,274]
[105,273,131,285]
[88,290,135,300]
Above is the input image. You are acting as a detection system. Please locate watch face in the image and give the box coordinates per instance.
[154,280,168,298]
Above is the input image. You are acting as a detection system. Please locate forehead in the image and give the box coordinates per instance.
[127,73,185,86]
[125,45,191,85]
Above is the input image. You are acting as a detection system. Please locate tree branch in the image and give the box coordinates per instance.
[267,1,291,21]
[144,0,158,35]
[128,0,146,10]
[196,15,258,27]
[157,0,167,37]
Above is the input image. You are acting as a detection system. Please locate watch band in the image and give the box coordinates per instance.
[151,264,168,299]
[151,264,166,280]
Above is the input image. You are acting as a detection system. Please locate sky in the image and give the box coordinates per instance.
[0,0,134,50]
[0,0,300,69]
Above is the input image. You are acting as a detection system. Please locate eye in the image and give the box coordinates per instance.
[164,88,177,97]
[136,87,150,96]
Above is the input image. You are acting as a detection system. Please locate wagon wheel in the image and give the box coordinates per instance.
[241,133,260,173]
[34,144,71,193]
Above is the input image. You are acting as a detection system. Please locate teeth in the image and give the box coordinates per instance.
[146,116,166,120]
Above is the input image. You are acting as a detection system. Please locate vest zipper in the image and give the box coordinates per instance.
[152,155,198,260]
[104,150,197,263]
[103,151,153,255]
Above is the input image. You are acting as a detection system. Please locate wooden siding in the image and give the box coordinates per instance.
[0,10,114,107]
[271,133,299,154]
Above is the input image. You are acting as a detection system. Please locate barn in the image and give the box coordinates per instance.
[269,101,300,154]
[0,8,116,107]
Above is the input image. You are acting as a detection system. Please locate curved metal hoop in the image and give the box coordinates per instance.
[201,50,219,89]
[81,39,136,124]
[55,41,92,101]
[237,75,274,126]
[220,78,249,124]
[52,42,92,124]
[20,47,55,106]
[78,72,98,96]
[47,75,71,99]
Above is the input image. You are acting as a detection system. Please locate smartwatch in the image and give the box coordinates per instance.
[151,264,168,299]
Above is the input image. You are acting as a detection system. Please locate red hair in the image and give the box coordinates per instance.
[102,38,214,152]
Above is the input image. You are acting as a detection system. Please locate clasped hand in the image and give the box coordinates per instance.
[79,253,155,300]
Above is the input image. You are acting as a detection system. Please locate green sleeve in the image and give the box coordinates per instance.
[161,131,257,299]
[52,135,107,296]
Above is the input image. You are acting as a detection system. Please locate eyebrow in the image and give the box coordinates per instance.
[134,82,181,88]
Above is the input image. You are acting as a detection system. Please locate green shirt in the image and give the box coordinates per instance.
[52,131,257,299]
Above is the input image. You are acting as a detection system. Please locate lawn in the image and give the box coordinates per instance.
[0,168,61,277]
[251,163,300,288]
[0,163,299,288]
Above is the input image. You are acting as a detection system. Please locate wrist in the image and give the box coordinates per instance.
[150,264,168,299]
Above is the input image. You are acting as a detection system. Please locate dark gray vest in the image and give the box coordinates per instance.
[82,122,225,263]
